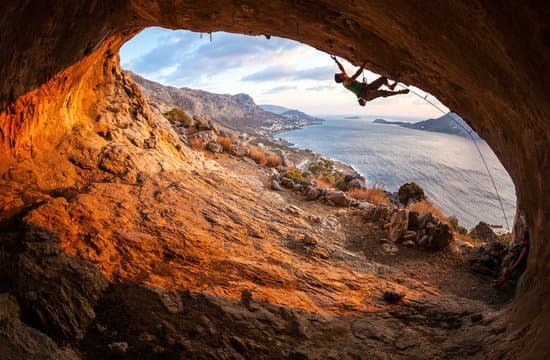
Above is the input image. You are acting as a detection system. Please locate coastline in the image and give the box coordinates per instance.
[269,118,516,229]
[259,124,363,179]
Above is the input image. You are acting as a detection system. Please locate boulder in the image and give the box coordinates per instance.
[304,186,322,201]
[189,130,217,146]
[280,177,295,189]
[469,221,498,242]
[370,205,390,222]
[324,190,350,207]
[417,221,453,250]
[431,222,453,250]
[230,144,250,157]
[302,234,318,246]
[274,149,292,167]
[193,115,218,132]
[388,209,409,242]
[417,212,433,229]
[408,211,419,230]
[346,178,365,191]
[206,142,223,153]
[268,168,280,178]
[271,180,283,191]
[404,230,417,242]
[382,243,399,254]
[418,234,431,247]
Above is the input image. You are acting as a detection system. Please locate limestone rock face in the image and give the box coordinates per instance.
[0,1,549,358]
[0,294,78,359]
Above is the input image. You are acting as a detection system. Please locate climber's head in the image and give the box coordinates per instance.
[334,73,345,83]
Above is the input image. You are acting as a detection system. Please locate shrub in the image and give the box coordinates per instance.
[308,158,334,175]
[398,182,426,206]
[448,216,459,229]
[266,154,282,168]
[248,146,267,166]
[448,215,468,235]
[163,108,192,127]
[216,135,233,152]
[308,158,344,188]
[348,186,390,205]
[283,167,305,183]
[331,171,345,189]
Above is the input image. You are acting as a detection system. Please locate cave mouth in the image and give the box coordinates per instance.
[121,27,517,231]
[0,1,549,358]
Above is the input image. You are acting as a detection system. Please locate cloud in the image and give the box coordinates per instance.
[305,84,335,92]
[262,85,298,94]
[123,30,303,86]
[242,65,333,82]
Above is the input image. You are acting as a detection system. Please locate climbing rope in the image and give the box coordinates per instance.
[395,83,511,229]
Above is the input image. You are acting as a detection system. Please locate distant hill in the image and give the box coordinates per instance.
[260,105,323,123]
[280,109,322,123]
[374,113,481,139]
[259,104,291,114]
[373,119,410,126]
[127,72,315,135]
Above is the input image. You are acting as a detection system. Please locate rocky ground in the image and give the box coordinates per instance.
[0,68,519,359]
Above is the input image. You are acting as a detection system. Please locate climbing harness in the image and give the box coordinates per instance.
[395,83,511,229]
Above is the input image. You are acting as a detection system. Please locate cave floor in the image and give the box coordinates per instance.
[0,99,515,359]
[71,152,513,358]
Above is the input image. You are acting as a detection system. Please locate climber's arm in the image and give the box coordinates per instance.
[330,55,347,75]
[350,62,367,81]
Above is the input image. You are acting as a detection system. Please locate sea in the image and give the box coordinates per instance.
[278,115,516,230]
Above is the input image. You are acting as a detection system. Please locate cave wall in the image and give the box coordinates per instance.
[0,1,549,357]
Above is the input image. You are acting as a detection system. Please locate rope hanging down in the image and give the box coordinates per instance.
[395,83,510,229]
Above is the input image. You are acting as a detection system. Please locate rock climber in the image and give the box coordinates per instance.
[331,55,409,106]
[492,231,530,287]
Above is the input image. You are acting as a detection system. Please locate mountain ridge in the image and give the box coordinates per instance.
[374,113,481,139]
[127,72,317,135]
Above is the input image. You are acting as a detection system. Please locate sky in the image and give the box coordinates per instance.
[120,27,448,118]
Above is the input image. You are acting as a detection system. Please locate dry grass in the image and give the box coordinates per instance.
[455,232,478,246]
[248,146,267,166]
[348,187,390,205]
[315,177,335,189]
[190,137,205,150]
[409,200,447,222]
[216,135,233,152]
[266,154,282,168]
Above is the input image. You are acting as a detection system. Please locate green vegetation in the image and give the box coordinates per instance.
[163,108,193,127]
[307,158,344,187]
[398,182,426,206]
[448,216,468,235]
[283,168,305,183]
